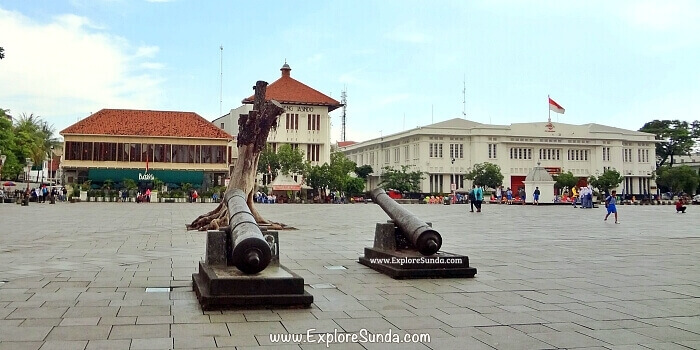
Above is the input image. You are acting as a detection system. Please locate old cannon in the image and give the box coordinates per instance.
[370,188,442,255]
[223,189,272,274]
[359,188,476,279]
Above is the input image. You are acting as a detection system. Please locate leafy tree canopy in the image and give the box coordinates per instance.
[327,151,357,192]
[656,165,699,195]
[277,144,305,175]
[0,110,60,180]
[464,162,503,189]
[304,162,331,197]
[354,164,373,179]
[554,171,578,190]
[379,165,424,193]
[588,169,623,194]
[639,120,698,167]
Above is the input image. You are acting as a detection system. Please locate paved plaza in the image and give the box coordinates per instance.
[0,201,699,349]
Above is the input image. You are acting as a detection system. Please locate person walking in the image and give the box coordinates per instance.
[604,190,619,223]
[474,185,484,212]
[519,187,526,205]
[533,187,541,205]
[468,185,476,212]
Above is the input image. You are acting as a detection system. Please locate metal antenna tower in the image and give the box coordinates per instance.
[341,87,347,142]
[219,45,223,117]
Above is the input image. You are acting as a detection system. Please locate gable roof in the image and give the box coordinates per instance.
[429,118,486,129]
[60,109,232,139]
[242,63,342,111]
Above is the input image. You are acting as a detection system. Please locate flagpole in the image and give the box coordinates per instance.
[547,94,551,123]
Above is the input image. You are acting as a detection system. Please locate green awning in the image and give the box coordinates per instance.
[88,168,204,184]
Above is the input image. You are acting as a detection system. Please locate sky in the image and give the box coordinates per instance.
[1,0,699,143]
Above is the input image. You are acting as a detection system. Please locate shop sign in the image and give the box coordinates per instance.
[138,173,154,181]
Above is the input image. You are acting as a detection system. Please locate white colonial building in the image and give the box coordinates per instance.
[214,63,342,169]
[340,118,657,197]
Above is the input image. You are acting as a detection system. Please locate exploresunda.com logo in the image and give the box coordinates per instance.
[369,256,463,265]
[269,328,430,347]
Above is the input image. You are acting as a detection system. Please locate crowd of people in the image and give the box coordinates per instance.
[0,185,69,203]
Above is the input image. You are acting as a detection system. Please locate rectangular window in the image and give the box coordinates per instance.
[308,114,312,130]
[394,148,400,163]
[117,143,128,162]
[404,146,409,161]
[316,115,321,130]
[129,143,141,162]
[488,144,497,159]
[384,149,390,163]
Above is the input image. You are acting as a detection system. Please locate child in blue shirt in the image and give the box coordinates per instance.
[604,190,619,224]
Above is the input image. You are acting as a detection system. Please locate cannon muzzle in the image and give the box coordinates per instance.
[370,188,442,255]
[225,189,272,274]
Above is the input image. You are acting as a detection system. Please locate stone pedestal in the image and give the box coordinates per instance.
[358,222,477,279]
[193,229,312,310]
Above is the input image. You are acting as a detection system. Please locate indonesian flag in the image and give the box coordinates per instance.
[549,97,565,114]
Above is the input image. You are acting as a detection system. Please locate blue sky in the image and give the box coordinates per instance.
[1,0,699,142]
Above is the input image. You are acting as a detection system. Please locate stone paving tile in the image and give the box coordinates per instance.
[0,326,53,341]
[45,325,111,341]
[84,339,131,350]
[530,331,610,348]
[1,204,699,349]
[130,337,173,350]
[38,340,88,350]
[0,341,44,350]
[173,336,216,349]
[213,335,259,347]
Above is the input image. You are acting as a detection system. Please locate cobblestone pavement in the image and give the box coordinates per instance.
[0,202,698,349]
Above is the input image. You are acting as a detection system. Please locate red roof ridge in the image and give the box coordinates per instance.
[60,109,232,139]
[242,64,342,111]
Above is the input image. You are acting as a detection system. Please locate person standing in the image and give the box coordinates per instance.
[519,187,526,205]
[506,187,513,205]
[496,186,502,204]
[468,185,476,212]
[604,190,619,223]
[474,185,484,212]
[533,187,541,205]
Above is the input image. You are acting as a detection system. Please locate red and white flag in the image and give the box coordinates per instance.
[549,97,565,114]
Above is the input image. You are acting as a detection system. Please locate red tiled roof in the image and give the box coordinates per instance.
[60,109,232,139]
[243,64,342,111]
[337,141,357,147]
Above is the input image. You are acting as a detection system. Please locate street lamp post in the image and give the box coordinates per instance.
[451,157,456,204]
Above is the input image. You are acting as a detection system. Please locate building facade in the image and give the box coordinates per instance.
[213,63,342,167]
[60,109,233,189]
[341,118,657,196]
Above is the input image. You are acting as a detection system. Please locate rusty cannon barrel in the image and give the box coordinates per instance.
[370,188,442,255]
[224,189,272,274]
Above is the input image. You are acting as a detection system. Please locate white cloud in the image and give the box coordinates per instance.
[0,7,164,129]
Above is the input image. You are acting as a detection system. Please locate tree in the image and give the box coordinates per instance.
[554,171,578,191]
[354,164,373,179]
[639,120,697,167]
[379,165,424,193]
[304,163,331,198]
[188,81,286,231]
[588,169,623,195]
[464,162,503,189]
[257,145,280,178]
[276,144,305,175]
[327,151,357,192]
[656,165,699,194]
[344,177,366,197]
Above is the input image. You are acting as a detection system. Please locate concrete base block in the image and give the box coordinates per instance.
[358,248,477,279]
[193,262,312,310]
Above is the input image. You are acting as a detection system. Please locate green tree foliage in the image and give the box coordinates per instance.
[257,144,280,177]
[344,177,366,196]
[379,165,424,193]
[354,164,373,179]
[656,165,700,194]
[0,110,59,181]
[122,178,137,190]
[639,120,698,167]
[327,151,357,192]
[554,171,578,190]
[304,162,331,197]
[277,144,305,175]
[588,169,623,194]
[464,162,504,189]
